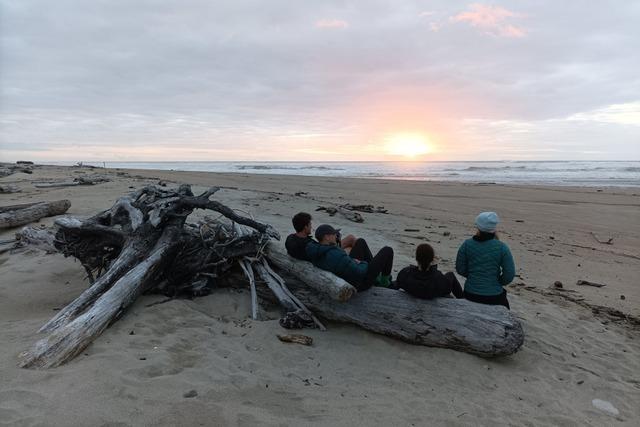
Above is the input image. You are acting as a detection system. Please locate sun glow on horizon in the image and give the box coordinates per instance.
[384,133,432,158]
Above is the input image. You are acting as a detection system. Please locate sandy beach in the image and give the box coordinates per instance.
[1,164,639,426]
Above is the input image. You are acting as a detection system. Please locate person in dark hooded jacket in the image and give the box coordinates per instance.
[397,243,463,299]
[306,224,394,291]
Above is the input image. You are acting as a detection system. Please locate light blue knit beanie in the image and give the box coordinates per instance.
[475,212,499,233]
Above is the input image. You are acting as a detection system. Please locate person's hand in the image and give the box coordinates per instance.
[353,259,361,264]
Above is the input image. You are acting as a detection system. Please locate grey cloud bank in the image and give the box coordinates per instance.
[1,0,639,161]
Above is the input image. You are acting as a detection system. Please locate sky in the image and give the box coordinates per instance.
[1,0,639,162]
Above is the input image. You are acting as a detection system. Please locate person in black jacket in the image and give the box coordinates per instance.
[285,212,315,261]
[396,243,463,299]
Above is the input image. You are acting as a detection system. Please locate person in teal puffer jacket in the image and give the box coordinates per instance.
[306,224,394,291]
[455,212,515,309]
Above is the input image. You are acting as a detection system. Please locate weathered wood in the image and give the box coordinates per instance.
[265,243,356,302]
[21,185,279,368]
[576,279,606,288]
[341,203,388,214]
[316,205,364,223]
[15,226,57,253]
[19,230,178,368]
[0,200,71,229]
[277,334,313,346]
[0,163,33,177]
[0,201,44,213]
[34,175,110,188]
[239,259,259,320]
[264,275,524,357]
[39,241,154,333]
[253,260,326,330]
[0,184,21,194]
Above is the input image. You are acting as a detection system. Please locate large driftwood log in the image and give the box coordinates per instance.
[266,243,356,302]
[0,200,71,229]
[260,275,524,357]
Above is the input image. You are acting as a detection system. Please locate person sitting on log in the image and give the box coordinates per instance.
[285,212,316,261]
[306,224,394,291]
[396,243,463,299]
[455,212,516,309]
[285,212,359,261]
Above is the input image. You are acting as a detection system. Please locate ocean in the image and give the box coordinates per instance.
[67,161,640,187]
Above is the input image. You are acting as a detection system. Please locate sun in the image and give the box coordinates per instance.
[385,133,431,158]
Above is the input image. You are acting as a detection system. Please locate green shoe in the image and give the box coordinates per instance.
[374,273,392,287]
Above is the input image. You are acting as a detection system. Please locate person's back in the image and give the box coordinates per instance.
[455,211,515,309]
[285,233,314,261]
[285,212,315,261]
[397,243,463,299]
[455,237,514,296]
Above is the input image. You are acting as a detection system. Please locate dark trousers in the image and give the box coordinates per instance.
[464,289,510,310]
[349,238,373,262]
[349,238,394,290]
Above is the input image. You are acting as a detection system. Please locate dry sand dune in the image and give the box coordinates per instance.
[1,165,638,426]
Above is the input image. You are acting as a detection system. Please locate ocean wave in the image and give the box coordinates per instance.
[623,167,640,172]
[235,165,343,171]
[443,166,529,172]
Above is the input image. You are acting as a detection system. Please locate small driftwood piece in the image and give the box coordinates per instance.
[277,334,313,346]
[576,280,606,288]
[0,200,71,229]
[590,232,614,245]
[316,205,364,223]
[0,184,21,194]
[266,243,356,302]
[34,175,110,188]
[341,203,388,214]
[0,163,34,177]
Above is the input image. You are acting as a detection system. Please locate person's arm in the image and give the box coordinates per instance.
[455,242,468,277]
[499,244,516,286]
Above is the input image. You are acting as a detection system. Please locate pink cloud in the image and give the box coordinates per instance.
[451,3,526,38]
[315,19,348,29]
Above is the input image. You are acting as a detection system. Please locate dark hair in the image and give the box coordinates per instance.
[292,212,312,232]
[415,243,434,269]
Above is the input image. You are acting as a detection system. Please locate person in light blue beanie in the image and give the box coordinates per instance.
[455,212,515,309]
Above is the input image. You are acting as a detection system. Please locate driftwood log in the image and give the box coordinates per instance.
[34,175,110,188]
[17,184,524,368]
[266,243,356,302]
[0,163,34,177]
[276,277,524,357]
[0,200,71,229]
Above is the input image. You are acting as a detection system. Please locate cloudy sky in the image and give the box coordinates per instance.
[1,1,639,161]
